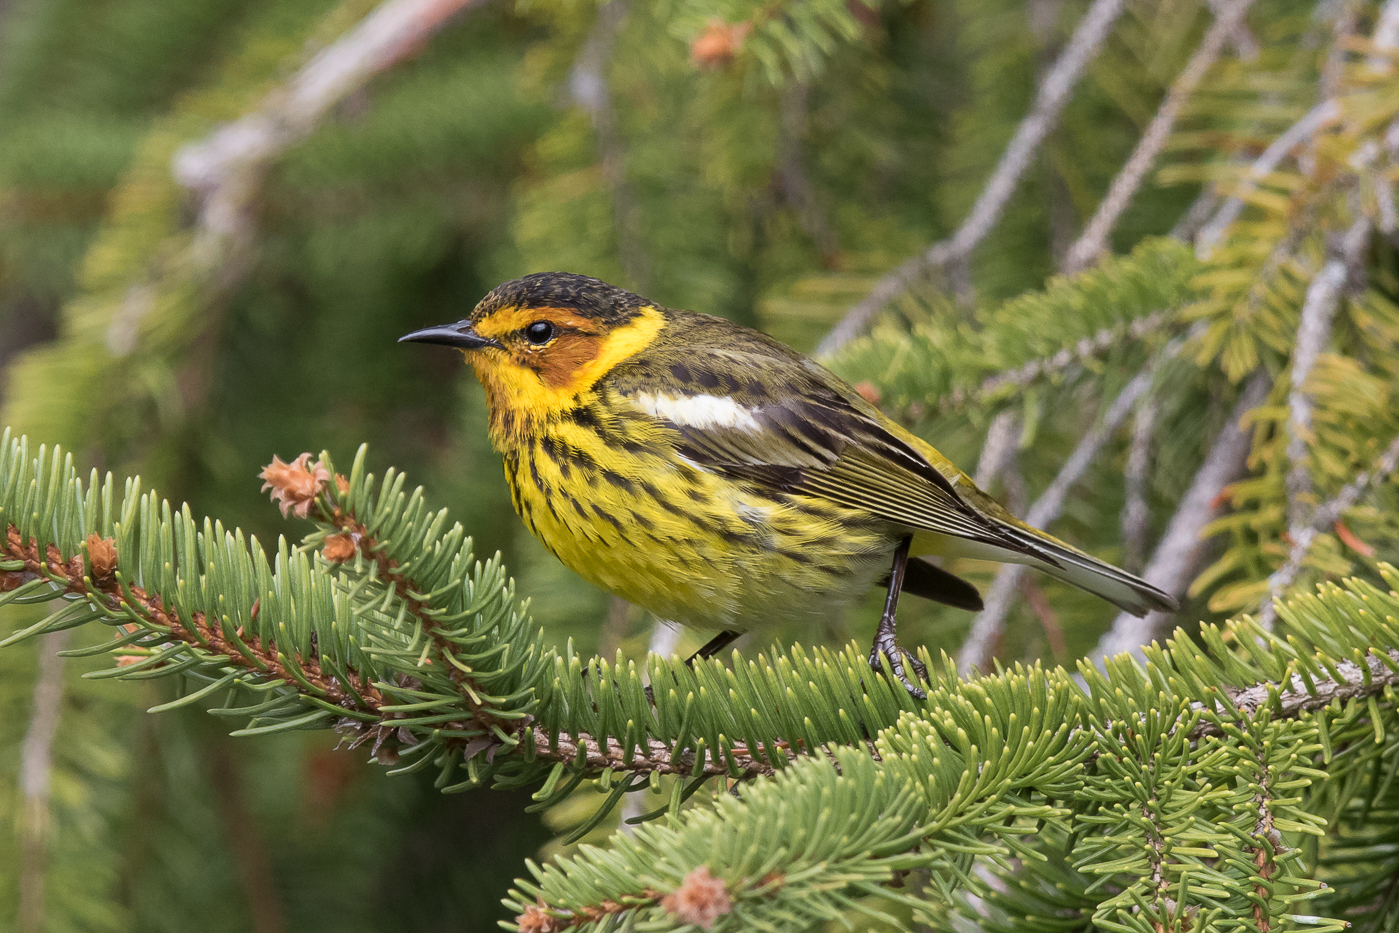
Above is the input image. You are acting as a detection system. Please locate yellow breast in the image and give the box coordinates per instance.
[497,395,894,631]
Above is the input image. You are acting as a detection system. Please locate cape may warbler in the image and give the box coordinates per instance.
[402,273,1175,696]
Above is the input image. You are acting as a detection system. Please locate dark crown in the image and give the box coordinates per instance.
[472,272,650,325]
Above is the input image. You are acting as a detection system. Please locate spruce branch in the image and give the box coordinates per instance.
[619,621,686,833]
[683,0,871,83]
[830,240,1198,423]
[1259,429,1399,628]
[1063,0,1258,273]
[6,431,1399,929]
[1194,101,1341,258]
[1122,396,1158,573]
[259,453,794,778]
[0,495,790,782]
[1,432,956,803]
[512,573,1397,931]
[1,525,387,715]
[301,466,510,732]
[953,308,1173,414]
[1091,370,1271,663]
[816,0,1128,355]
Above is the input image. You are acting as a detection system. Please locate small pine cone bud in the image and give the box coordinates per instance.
[661,866,732,930]
[322,534,356,563]
[86,534,119,582]
[516,900,566,933]
[259,453,331,519]
[690,19,751,68]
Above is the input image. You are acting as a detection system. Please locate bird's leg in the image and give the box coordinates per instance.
[688,630,740,664]
[644,629,740,705]
[868,535,928,699]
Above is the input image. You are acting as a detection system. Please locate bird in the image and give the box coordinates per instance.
[401,272,1176,697]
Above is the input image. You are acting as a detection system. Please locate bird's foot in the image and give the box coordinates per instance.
[867,629,928,700]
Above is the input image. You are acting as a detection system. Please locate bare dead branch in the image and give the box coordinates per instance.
[1170,187,1223,241]
[974,411,1021,490]
[1195,0,1397,257]
[1373,0,1399,63]
[1284,217,1371,532]
[1020,575,1068,663]
[172,0,482,262]
[816,0,1128,356]
[1064,0,1258,273]
[1321,0,1363,101]
[1091,371,1272,664]
[1207,0,1261,59]
[1207,647,1399,736]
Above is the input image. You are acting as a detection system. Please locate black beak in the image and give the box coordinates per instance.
[398,322,502,350]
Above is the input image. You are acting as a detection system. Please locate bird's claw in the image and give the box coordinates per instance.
[868,634,927,699]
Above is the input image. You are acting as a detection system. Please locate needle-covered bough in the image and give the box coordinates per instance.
[5,427,1399,929]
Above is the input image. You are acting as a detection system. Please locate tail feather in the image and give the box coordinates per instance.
[928,523,1178,617]
[886,559,985,612]
[1002,524,1176,617]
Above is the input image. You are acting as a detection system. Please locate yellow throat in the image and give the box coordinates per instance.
[465,305,666,446]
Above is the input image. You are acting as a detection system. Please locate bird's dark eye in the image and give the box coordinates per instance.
[525,321,555,345]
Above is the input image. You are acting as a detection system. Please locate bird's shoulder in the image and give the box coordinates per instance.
[606,309,839,403]
[603,309,878,446]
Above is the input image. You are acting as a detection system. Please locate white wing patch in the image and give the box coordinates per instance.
[634,392,762,432]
